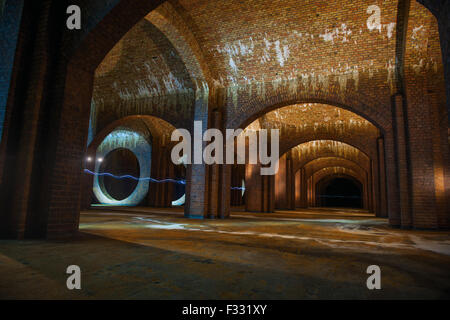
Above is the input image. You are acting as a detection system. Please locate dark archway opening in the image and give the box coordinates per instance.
[98,148,140,201]
[317,177,362,208]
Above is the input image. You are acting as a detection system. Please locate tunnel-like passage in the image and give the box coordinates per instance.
[236,103,381,216]
[316,176,363,208]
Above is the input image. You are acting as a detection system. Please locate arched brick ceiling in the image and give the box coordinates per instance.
[87,115,176,154]
[244,103,379,157]
[303,157,367,180]
[94,19,193,98]
[145,1,212,86]
[91,0,443,98]
[92,18,195,132]
[176,0,398,91]
[312,167,363,186]
[291,140,370,172]
[261,104,376,130]
[90,0,443,138]
[172,0,441,92]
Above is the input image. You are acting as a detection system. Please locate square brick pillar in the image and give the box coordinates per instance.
[218,164,231,218]
[0,0,25,186]
[295,170,301,208]
[363,171,369,210]
[184,95,209,219]
[0,1,87,239]
[300,168,308,208]
[275,152,295,210]
[392,94,412,228]
[370,159,380,215]
[245,163,275,213]
[376,137,388,217]
[148,141,162,207]
[148,143,174,208]
[307,177,314,207]
[204,110,231,219]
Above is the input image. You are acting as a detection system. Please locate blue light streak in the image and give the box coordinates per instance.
[84,169,246,190]
[84,169,186,185]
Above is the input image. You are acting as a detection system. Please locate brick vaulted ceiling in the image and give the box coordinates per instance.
[245,103,379,157]
[91,0,444,138]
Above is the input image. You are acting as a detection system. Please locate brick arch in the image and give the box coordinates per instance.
[90,18,197,133]
[312,168,365,194]
[62,0,167,72]
[310,167,366,208]
[312,166,365,191]
[87,115,176,156]
[81,114,176,208]
[315,172,364,190]
[314,171,365,198]
[42,0,225,235]
[280,135,375,162]
[252,102,380,159]
[307,160,368,208]
[235,98,397,222]
[92,129,152,206]
[146,2,212,87]
[290,140,371,174]
[303,157,367,181]
[63,0,210,89]
[229,93,391,136]
[313,172,365,208]
[416,0,439,16]
[31,0,212,237]
[90,2,217,138]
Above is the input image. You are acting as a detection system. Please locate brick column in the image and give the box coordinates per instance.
[377,137,388,217]
[184,94,209,219]
[245,163,274,212]
[275,153,295,210]
[307,177,314,207]
[218,163,231,218]
[148,141,161,207]
[295,170,301,207]
[206,110,221,218]
[286,156,295,209]
[148,142,174,208]
[80,154,96,210]
[371,159,380,215]
[363,172,369,210]
[300,168,307,208]
[0,1,56,238]
[392,94,412,228]
[0,0,25,185]
[427,84,450,229]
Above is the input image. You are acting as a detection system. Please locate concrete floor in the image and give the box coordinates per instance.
[1,207,450,299]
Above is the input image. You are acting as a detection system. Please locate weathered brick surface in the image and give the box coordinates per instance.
[0,0,449,239]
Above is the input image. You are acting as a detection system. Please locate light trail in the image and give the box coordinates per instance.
[84,169,245,190]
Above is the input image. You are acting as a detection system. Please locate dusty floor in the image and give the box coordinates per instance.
[0,207,450,299]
